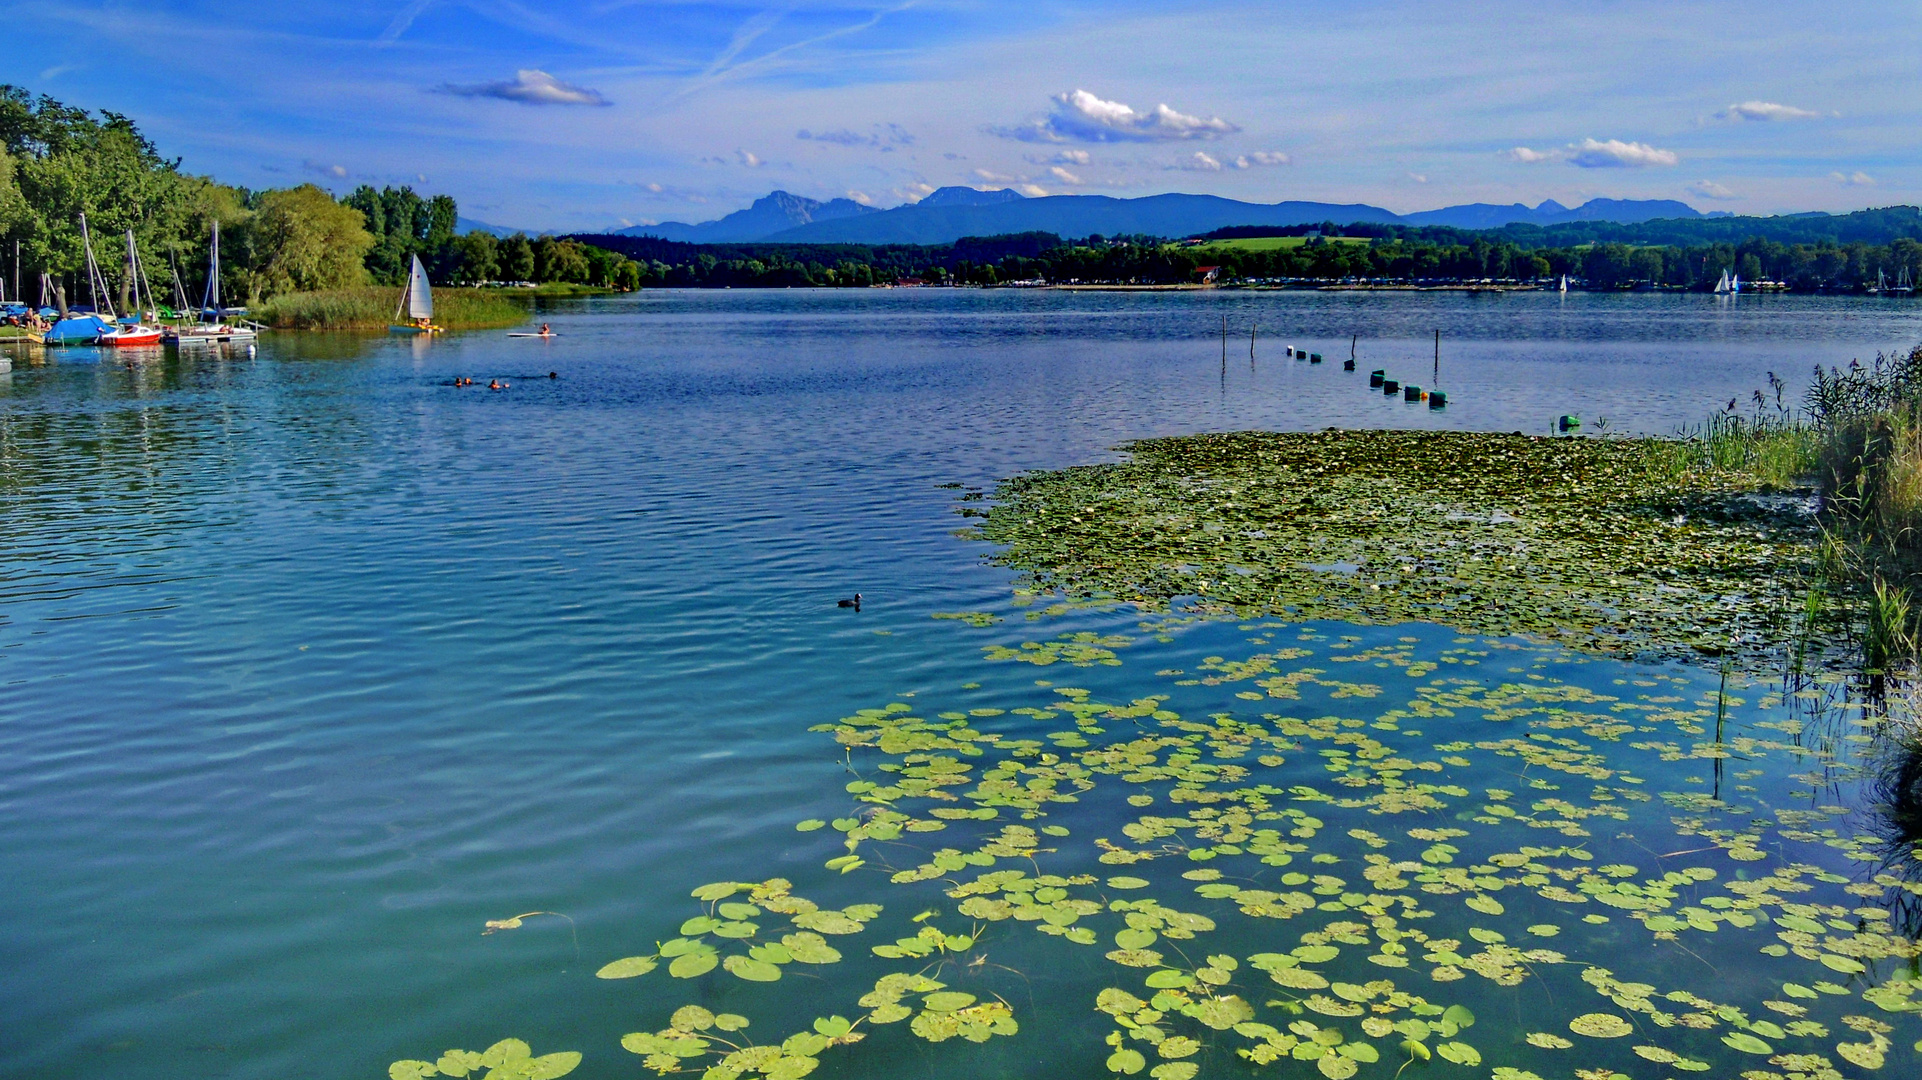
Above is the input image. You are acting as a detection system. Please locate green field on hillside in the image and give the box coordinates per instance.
[1187,235,1377,253]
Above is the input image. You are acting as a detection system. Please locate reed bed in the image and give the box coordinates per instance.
[254,286,531,331]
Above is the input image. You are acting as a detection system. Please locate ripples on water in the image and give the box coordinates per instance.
[2,290,1920,1079]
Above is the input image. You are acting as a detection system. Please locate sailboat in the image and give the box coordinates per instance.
[389,255,442,334]
[1712,269,1731,295]
[1558,274,1568,295]
[1894,266,1915,296]
[1868,269,1887,296]
[167,222,257,345]
[42,214,124,345]
[97,230,165,346]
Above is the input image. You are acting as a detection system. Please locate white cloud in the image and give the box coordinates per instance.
[303,160,349,178]
[440,69,610,107]
[1566,138,1678,168]
[973,168,1020,183]
[1178,151,1223,171]
[796,124,914,150]
[1054,149,1091,165]
[1232,151,1290,168]
[847,190,873,205]
[1018,183,1049,197]
[1506,139,1676,168]
[1049,166,1081,183]
[1687,179,1739,200]
[1717,101,1822,122]
[899,182,936,201]
[736,149,763,167]
[1831,171,1876,187]
[993,89,1238,143]
[1408,173,1429,184]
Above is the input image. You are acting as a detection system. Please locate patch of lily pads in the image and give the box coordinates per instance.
[965,430,1839,668]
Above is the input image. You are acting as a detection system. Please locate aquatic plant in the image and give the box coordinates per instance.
[254,286,531,330]
[968,429,1832,668]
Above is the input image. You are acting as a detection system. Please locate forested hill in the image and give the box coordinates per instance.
[1375,206,1922,249]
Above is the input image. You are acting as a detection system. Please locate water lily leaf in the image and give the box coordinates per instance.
[1318,1053,1358,1079]
[1783,982,1819,999]
[680,916,722,937]
[718,903,760,920]
[712,921,758,939]
[1108,949,1164,968]
[1437,1041,1479,1065]
[483,1040,531,1066]
[1633,1045,1677,1063]
[1465,895,1503,916]
[1819,955,1866,974]
[723,955,783,982]
[1721,1032,1772,1055]
[715,1014,749,1032]
[869,1003,911,1024]
[669,951,719,979]
[1338,1042,1380,1063]
[1524,1033,1572,1049]
[749,942,792,964]
[692,883,746,901]
[390,1061,437,1080]
[795,820,827,832]
[671,1006,716,1032]
[437,1050,484,1077]
[1750,1020,1786,1039]
[596,956,657,979]
[1116,928,1159,950]
[814,1016,853,1038]
[1145,970,1195,989]
[1157,1036,1201,1059]
[1108,876,1150,889]
[1837,1042,1885,1069]
[780,932,842,964]
[1150,1064,1199,1080]
[923,992,977,1012]
[1569,1013,1632,1038]
[1526,924,1560,937]
[766,1056,819,1080]
[1269,967,1329,990]
[1292,945,1339,963]
[793,911,865,935]
[1107,1048,1148,1074]
[1441,1005,1474,1030]
[1401,1040,1431,1061]
[1182,995,1254,1030]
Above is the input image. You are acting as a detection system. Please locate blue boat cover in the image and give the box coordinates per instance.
[43,315,112,343]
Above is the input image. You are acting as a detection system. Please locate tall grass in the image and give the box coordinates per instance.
[254,286,532,330]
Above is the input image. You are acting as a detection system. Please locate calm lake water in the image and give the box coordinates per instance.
[4,289,1922,1080]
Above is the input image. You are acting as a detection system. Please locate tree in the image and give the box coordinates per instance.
[245,184,373,298]
[452,231,499,283]
[498,233,534,281]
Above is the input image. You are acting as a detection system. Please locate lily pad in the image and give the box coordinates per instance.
[1570,1013,1633,1038]
[595,956,657,979]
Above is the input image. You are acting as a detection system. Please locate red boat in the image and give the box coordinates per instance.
[99,325,164,346]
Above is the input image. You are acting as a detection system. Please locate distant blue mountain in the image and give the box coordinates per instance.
[1402,198,1703,229]
[606,189,1706,246]
[456,216,524,237]
[619,191,880,243]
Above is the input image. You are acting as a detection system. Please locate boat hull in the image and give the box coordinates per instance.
[389,325,444,335]
[99,328,164,346]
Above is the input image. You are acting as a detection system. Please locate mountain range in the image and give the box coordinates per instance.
[614,187,1707,246]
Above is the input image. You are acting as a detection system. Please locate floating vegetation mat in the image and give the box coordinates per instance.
[393,618,1922,1080]
[967,430,1834,668]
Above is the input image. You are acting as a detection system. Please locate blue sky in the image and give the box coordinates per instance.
[7,1,1916,231]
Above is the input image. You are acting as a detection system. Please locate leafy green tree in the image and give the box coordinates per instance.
[452,231,499,282]
[498,234,535,281]
[244,184,373,298]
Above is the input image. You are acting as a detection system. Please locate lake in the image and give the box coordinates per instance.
[3,289,1920,1080]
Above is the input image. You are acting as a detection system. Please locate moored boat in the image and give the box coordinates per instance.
[165,223,258,346]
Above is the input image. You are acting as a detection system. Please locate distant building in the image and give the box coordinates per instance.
[1196,266,1221,284]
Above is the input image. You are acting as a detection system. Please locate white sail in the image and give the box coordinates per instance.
[1731,273,1740,294]
[1558,274,1568,293]
[407,255,433,320]
[1713,269,1730,294]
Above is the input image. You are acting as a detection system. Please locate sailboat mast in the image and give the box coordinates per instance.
[79,212,102,313]
[202,222,223,313]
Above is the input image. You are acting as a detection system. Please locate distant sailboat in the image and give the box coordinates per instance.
[1894,266,1915,296]
[1869,269,1887,296]
[43,213,125,345]
[390,255,442,334]
[1713,269,1731,294]
[1558,274,1568,294]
